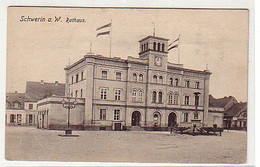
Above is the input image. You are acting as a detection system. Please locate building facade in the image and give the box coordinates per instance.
[62,35,223,131]
[6,91,37,126]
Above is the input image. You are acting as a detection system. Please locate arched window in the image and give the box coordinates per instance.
[159,76,163,84]
[153,42,156,50]
[153,75,157,83]
[152,91,157,103]
[146,42,149,50]
[132,89,137,102]
[133,73,137,82]
[158,92,163,103]
[174,93,179,105]
[158,43,161,51]
[154,114,158,121]
[175,78,179,86]
[168,92,173,104]
[139,74,143,82]
[162,44,165,52]
[185,80,190,88]
[138,89,143,102]
[169,78,173,85]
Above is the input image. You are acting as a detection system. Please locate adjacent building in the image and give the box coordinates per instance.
[24,80,66,129]
[6,91,36,126]
[224,102,247,130]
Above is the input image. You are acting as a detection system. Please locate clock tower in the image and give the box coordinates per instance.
[138,35,169,71]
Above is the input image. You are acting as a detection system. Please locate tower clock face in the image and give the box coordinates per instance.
[154,56,162,66]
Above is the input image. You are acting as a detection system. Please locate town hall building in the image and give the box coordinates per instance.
[37,35,223,131]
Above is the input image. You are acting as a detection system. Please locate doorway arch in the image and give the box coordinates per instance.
[132,111,141,126]
[168,112,177,127]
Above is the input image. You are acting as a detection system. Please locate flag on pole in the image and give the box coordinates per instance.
[96,22,111,37]
[167,44,178,51]
[96,31,110,37]
[96,23,111,31]
[168,36,180,51]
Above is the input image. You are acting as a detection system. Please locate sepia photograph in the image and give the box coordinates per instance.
[5,7,248,164]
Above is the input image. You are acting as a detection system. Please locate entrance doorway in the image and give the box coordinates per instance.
[131,111,141,126]
[114,123,121,131]
[168,112,177,127]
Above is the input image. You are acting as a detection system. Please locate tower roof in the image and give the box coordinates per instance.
[138,36,169,43]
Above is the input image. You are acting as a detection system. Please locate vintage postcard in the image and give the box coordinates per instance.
[5,7,249,164]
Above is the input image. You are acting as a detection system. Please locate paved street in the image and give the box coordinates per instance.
[5,126,246,163]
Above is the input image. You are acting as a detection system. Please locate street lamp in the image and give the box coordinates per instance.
[61,97,78,135]
[193,92,201,119]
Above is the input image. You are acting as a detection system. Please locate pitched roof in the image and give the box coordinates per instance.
[209,95,237,108]
[25,81,65,102]
[225,102,247,117]
[6,92,25,109]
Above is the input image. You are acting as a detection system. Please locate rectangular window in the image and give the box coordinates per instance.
[195,96,199,106]
[195,82,200,89]
[10,114,16,123]
[184,113,188,122]
[29,104,33,109]
[174,94,178,105]
[100,109,106,120]
[185,81,190,88]
[116,72,121,80]
[17,114,22,123]
[29,114,33,124]
[80,89,83,98]
[115,89,121,101]
[101,88,107,100]
[114,109,120,120]
[76,74,79,83]
[194,113,199,119]
[81,72,84,80]
[71,76,74,84]
[184,96,189,105]
[102,71,108,79]
[75,90,78,98]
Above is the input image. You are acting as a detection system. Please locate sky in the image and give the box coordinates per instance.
[6,7,248,102]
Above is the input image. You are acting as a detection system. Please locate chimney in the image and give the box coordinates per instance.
[41,80,44,84]
[55,81,59,85]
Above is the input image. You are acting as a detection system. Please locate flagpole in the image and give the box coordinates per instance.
[109,19,112,58]
[178,33,181,64]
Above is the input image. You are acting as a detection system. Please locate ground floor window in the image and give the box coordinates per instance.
[194,113,198,119]
[17,114,22,123]
[10,114,16,123]
[100,109,106,120]
[184,113,188,122]
[29,114,33,124]
[114,109,120,120]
